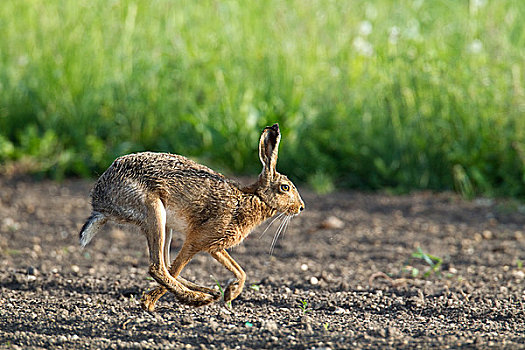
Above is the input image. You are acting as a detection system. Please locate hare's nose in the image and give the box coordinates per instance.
[299,205,305,212]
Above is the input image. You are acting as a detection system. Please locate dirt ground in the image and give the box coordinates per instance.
[0,176,524,349]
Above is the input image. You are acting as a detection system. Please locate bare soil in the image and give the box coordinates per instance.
[0,176,524,349]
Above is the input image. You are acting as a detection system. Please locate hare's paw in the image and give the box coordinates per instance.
[175,290,220,307]
[224,280,245,302]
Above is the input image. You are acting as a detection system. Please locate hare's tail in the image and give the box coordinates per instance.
[79,212,107,248]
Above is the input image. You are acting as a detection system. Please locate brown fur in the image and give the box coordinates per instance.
[79,124,304,311]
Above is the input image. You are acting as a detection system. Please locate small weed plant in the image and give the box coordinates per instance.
[404,247,443,278]
[298,299,310,315]
[212,275,232,309]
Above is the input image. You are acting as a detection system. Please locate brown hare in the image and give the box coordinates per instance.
[79,124,304,311]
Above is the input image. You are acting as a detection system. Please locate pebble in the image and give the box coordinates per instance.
[482,230,493,239]
[320,216,345,230]
[209,320,220,331]
[263,320,278,332]
[334,307,345,314]
[310,276,319,285]
[58,335,67,343]
[513,270,524,279]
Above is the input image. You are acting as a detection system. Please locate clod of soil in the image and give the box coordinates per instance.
[1,177,524,349]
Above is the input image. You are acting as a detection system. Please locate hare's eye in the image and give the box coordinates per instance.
[280,184,290,192]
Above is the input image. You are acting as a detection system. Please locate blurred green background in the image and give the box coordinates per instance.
[1,0,524,197]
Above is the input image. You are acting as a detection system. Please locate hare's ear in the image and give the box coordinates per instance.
[258,123,281,180]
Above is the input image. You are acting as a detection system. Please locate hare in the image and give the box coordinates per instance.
[79,124,304,311]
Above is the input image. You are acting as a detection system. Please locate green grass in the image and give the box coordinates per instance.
[212,275,231,309]
[1,1,524,196]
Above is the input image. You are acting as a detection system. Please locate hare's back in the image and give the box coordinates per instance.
[101,151,227,185]
[92,152,235,205]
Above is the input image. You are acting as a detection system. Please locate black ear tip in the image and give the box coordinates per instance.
[263,123,280,135]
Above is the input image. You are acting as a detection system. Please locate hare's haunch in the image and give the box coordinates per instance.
[79,124,304,311]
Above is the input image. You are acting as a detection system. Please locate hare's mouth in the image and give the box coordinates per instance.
[290,205,304,216]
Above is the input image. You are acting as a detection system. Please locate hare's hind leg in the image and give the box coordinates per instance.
[139,227,173,311]
[141,278,220,312]
[140,202,219,311]
[210,250,246,303]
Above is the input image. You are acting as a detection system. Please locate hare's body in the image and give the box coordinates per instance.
[80,124,304,311]
[85,152,276,251]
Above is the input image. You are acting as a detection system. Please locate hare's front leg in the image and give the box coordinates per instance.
[141,226,219,311]
[210,249,246,303]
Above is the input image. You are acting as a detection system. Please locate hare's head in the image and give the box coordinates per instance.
[255,124,304,216]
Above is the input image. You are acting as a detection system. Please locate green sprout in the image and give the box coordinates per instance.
[212,275,232,309]
[410,247,443,278]
[298,299,310,315]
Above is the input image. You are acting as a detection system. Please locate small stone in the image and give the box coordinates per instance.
[181,316,193,325]
[482,230,493,239]
[58,335,67,343]
[209,319,220,331]
[310,276,319,285]
[71,265,80,273]
[320,216,345,230]
[334,307,345,314]
[220,307,232,315]
[263,320,278,332]
[513,270,524,280]
[301,264,309,271]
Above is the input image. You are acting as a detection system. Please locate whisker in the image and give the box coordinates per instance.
[259,212,285,239]
[269,218,286,255]
[269,215,291,255]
